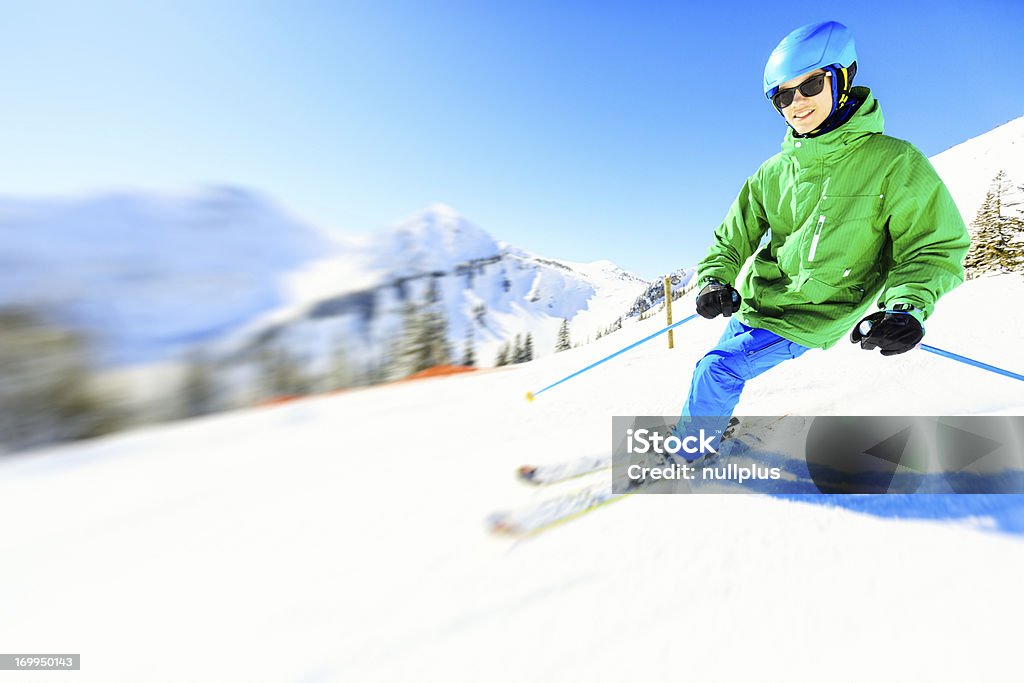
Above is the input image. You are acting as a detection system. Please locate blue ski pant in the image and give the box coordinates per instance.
[677,317,810,442]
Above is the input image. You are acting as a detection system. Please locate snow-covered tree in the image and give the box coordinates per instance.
[181,348,219,417]
[462,327,476,367]
[328,339,352,391]
[555,318,572,352]
[393,290,453,377]
[964,170,1024,279]
[495,342,510,367]
[0,307,119,450]
[257,341,311,397]
[393,301,425,376]
[989,169,1024,218]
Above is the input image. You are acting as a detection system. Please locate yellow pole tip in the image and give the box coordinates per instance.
[525,392,535,402]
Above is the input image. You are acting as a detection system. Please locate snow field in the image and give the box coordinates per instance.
[1,275,1021,681]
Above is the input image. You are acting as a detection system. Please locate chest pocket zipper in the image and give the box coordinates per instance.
[808,214,826,262]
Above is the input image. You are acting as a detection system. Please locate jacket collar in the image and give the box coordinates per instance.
[780,86,884,162]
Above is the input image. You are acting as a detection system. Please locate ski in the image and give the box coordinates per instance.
[490,467,687,537]
[488,479,626,536]
[517,453,613,486]
[513,416,749,487]
[492,416,799,537]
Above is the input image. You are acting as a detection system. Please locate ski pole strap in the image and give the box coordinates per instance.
[530,314,700,399]
[920,344,1024,382]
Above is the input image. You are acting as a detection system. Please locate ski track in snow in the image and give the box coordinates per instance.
[1,274,1022,681]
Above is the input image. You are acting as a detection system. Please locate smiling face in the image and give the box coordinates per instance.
[779,69,833,135]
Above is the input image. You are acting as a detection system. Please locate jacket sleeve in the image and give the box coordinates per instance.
[878,147,970,323]
[696,169,771,287]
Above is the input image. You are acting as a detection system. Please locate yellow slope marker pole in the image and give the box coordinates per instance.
[664,276,674,350]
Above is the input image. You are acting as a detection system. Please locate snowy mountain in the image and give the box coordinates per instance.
[229,204,651,376]
[3,113,1022,398]
[371,203,501,273]
[624,265,699,318]
[0,188,649,376]
[0,186,339,366]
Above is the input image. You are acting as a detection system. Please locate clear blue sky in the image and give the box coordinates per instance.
[3,0,1022,280]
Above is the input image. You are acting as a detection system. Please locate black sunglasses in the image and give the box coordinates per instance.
[772,72,829,109]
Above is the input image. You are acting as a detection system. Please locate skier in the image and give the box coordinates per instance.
[674,20,970,454]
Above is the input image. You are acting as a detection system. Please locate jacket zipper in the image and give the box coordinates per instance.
[808,214,826,262]
[746,337,787,357]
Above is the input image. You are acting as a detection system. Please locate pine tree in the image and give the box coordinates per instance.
[0,307,120,450]
[512,334,524,364]
[394,300,428,376]
[523,333,534,362]
[328,338,351,390]
[462,327,476,367]
[181,348,219,417]
[964,170,1024,279]
[258,342,310,397]
[495,342,510,366]
[555,318,571,352]
[425,308,452,367]
[393,288,453,377]
[990,170,1024,217]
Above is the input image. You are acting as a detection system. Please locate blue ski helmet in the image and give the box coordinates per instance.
[763,21,857,100]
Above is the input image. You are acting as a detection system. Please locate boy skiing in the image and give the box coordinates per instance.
[675,20,970,447]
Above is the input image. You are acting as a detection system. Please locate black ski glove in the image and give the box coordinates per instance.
[695,280,742,319]
[850,310,924,356]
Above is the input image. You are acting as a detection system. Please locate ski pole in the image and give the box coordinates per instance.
[920,344,1024,382]
[526,314,700,401]
[859,317,1024,382]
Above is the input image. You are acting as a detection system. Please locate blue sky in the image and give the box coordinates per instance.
[3,0,1023,280]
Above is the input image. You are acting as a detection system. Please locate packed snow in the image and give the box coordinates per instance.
[2,104,1024,683]
[1,273,1022,682]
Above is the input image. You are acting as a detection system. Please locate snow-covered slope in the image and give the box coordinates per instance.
[931,114,1024,226]
[1,273,1021,682]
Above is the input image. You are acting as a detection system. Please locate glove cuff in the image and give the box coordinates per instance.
[698,276,723,289]
[885,301,926,329]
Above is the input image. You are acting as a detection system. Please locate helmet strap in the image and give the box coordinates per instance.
[793,61,860,138]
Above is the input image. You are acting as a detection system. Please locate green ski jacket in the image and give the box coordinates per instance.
[697,86,970,349]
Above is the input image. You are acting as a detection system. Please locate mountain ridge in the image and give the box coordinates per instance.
[2,112,1021,380]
